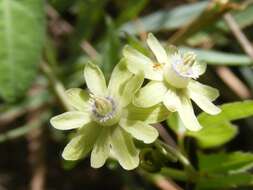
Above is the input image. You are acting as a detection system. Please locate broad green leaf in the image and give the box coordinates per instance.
[196,173,253,190]
[198,152,253,174]
[180,47,253,66]
[187,122,238,149]
[120,1,208,34]
[187,101,253,148]
[0,0,45,101]
[198,101,253,126]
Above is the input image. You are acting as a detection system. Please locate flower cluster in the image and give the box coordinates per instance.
[50,33,220,170]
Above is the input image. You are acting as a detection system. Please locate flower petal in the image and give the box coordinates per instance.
[188,90,221,115]
[65,88,90,111]
[133,81,167,108]
[90,126,110,168]
[84,62,107,96]
[50,111,91,130]
[110,127,139,170]
[108,59,132,99]
[188,81,219,101]
[62,123,100,160]
[192,61,207,76]
[125,103,170,124]
[177,96,202,131]
[120,119,158,144]
[121,71,144,107]
[147,33,168,64]
[123,45,163,81]
[163,89,181,112]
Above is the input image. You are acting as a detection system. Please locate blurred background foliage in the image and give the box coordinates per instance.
[1,0,253,189]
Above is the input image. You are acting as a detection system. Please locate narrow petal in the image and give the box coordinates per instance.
[121,71,144,107]
[188,81,219,101]
[110,127,139,170]
[163,89,181,112]
[192,61,207,76]
[84,62,107,96]
[123,45,163,81]
[62,123,100,160]
[90,126,110,168]
[133,81,167,108]
[189,91,221,115]
[146,33,168,64]
[108,59,132,99]
[50,111,91,130]
[125,103,170,124]
[120,119,158,144]
[177,96,202,131]
[65,88,90,111]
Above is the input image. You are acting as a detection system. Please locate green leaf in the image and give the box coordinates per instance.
[198,100,253,126]
[115,0,148,26]
[196,173,253,190]
[198,152,253,174]
[0,0,45,102]
[180,47,253,66]
[187,122,237,149]
[101,17,121,80]
[187,101,253,148]
[120,1,208,34]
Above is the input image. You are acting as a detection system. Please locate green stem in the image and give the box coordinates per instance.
[155,139,198,179]
[40,62,72,111]
[160,167,188,182]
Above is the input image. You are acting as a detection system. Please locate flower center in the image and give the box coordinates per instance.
[164,52,197,89]
[90,95,120,126]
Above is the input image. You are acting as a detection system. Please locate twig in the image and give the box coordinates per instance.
[26,110,50,190]
[139,170,183,190]
[80,41,99,60]
[169,0,237,44]
[224,13,253,59]
[153,123,177,148]
[155,140,197,180]
[216,66,251,98]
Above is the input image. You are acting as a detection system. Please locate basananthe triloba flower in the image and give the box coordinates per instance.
[50,60,169,170]
[123,33,221,131]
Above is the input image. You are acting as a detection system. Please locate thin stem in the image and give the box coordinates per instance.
[40,62,72,111]
[224,13,253,59]
[160,167,188,182]
[155,139,198,179]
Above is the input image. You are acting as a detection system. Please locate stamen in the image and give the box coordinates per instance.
[183,52,196,67]
[152,63,163,70]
